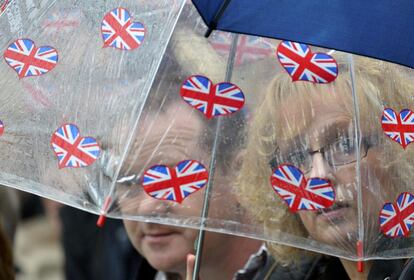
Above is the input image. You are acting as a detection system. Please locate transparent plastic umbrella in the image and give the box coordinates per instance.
[2,1,414,279]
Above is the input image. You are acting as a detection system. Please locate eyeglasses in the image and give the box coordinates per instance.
[269,137,371,174]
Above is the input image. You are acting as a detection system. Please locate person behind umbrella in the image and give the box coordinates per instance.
[109,37,265,277]
[114,93,266,279]
[237,53,414,279]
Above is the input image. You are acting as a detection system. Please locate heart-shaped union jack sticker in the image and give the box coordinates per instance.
[51,124,101,169]
[142,160,209,203]
[0,120,4,137]
[379,192,414,238]
[277,41,338,84]
[0,0,9,16]
[101,7,145,50]
[270,164,335,212]
[3,39,58,79]
[180,75,245,119]
[381,108,414,149]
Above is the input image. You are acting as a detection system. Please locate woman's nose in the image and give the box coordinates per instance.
[120,193,172,215]
[138,195,172,215]
[308,152,333,178]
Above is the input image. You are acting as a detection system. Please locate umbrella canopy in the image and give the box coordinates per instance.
[0,0,186,211]
[192,0,414,68]
[2,1,414,275]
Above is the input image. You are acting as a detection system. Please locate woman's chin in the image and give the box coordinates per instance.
[312,221,358,248]
[146,252,186,273]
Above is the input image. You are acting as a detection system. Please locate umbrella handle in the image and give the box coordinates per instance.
[192,33,240,280]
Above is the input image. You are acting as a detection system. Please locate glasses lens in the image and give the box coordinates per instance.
[269,149,311,172]
[329,137,367,166]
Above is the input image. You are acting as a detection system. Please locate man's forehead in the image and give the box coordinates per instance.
[140,103,203,132]
[118,106,207,176]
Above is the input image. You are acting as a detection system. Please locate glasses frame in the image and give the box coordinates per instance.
[269,136,376,173]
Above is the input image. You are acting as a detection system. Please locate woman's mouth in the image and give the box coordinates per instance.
[143,231,178,244]
[316,202,352,222]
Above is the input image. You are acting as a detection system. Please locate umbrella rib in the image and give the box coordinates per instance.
[192,33,239,280]
[348,54,365,270]
[95,0,188,225]
[203,0,234,37]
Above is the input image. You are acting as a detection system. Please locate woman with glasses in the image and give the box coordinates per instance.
[237,54,414,279]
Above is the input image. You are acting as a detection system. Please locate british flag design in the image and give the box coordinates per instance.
[3,39,58,79]
[209,33,274,66]
[379,192,414,238]
[42,8,82,33]
[142,160,209,203]
[51,124,101,169]
[180,75,245,119]
[277,41,338,83]
[381,108,414,149]
[270,164,335,212]
[0,120,4,137]
[0,0,8,16]
[101,7,145,50]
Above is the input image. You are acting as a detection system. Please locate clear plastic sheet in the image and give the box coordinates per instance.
[1,0,414,261]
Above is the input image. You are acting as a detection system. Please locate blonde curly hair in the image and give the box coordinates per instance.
[237,53,414,264]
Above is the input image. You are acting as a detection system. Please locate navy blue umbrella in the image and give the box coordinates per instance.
[192,0,414,68]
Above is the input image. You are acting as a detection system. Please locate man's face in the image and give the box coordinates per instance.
[119,103,209,273]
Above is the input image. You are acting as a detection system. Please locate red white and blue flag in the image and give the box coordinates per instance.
[380,192,414,238]
[3,39,58,79]
[277,41,338,83]
[42,8,82,33]
[142,160,209,203]
[180,75,245,119]
[381,108,414,149]
[209,33,274,66]
[0,120,4,137]
[51,124,101,169]
[0,0,8,16]
[270,164,335,212]
[101,7,145,50]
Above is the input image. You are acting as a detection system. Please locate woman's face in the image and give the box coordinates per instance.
[118,104,203,272]
[276,91,392,246]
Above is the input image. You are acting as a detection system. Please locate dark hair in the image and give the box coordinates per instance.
[0,226,14,280]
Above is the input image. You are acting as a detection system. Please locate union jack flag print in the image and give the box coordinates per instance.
[101,7,145,50]
[142,160,209,203]
[209,33,274,66]
[0,0,8,16]
[51,124,101,169]
[379,192,414,238]
[381,108,414,149]
[277,41,338,83]
[42,8,82,33]
[0,120,4,137]
[3,39,58,79]
[180,75,245,119]
[270,164,335,212]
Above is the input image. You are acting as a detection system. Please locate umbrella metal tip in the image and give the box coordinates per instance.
[96,215,106,228]
[356,240,364,273]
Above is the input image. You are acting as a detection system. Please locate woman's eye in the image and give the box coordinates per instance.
[287,151,307,165]
[338,138,355,154]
